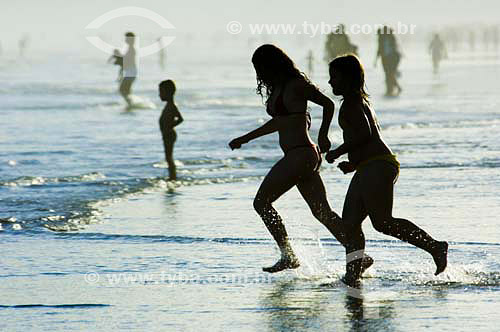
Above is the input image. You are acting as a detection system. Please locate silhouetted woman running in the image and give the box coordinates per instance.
[325,54,448,286]
[229,44,373,274]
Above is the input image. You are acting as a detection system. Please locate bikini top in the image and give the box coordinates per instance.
[266,83,311,128]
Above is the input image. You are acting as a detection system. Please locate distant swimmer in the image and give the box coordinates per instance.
[158,37,166,70]
[229,44,373,274]
[325,54,448,286]
[159,79,183,181]
[107,49,123,81]
[120,32,138,106]
[429,33,447,74]
[375,26,402,96]
[306,50,314,77]
[468,30,476,52]
[18,34,30,58]
[492,25,499,52]
[324,24,358,63]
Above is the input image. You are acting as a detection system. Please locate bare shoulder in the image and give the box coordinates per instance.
[283,77,303,94]
[341,99,366,121]
[287,78,323,105]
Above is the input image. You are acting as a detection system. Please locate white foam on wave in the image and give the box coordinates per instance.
[152,160,184,169]
[127,95,156,109]
[0,172,106,187]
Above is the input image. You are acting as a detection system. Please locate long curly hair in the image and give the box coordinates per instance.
[251,44,309,105]
[329,54,370,104]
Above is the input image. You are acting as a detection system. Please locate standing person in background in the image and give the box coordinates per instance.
[120,32,138,106]
[159,80,183,181]
[482,28,490,51]
[492,26,499,52]
[429,33,447,74]
[306,50,314,77]
[375,27,402,96]
[18,34,30,58]
[468,30,476,52]
[158,37,166,70]
[324,24,358,63]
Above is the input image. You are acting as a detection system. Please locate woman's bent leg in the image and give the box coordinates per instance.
[254,152,312,272]
[296,172,344,243]
[296,172,373,280]
[362,162,448,275]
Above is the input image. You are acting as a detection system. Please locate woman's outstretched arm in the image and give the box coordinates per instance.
[229,118,279,150]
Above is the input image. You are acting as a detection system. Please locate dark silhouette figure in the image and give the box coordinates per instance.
[325,54,448,286]
[158,37,166,70]
[429,33,447,74]
[159,80,183,181]
[229,44,373,274]
[120,32,138,105]
[324,24,358,63]
[18,34,29,58]
[375,27,402,96]
[492,26,499,52]
[483,27,491,51]
[468,30,476,52]
[306,50,314,77]
[107,49,123,81]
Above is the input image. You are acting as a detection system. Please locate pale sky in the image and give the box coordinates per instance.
[2,0,498,51]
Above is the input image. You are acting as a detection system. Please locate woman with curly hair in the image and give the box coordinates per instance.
[229,44,373,274]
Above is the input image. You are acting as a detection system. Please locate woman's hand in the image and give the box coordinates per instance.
[229,137,247,150]
[318,135,331,153]
[325,149,341,163]
[337,161,356,174]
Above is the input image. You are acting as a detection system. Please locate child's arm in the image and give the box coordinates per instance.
[117,67,123,82]
[173,106,184,127]
[337,161,357,174]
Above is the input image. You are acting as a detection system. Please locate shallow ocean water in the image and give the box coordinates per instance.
[0,42,499,331]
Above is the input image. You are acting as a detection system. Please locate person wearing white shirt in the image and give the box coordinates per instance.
[120,32,138,105]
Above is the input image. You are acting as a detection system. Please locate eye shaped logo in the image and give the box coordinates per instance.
[85,6,176,56]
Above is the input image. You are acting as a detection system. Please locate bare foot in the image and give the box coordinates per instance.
[360,255,374,276]
[341,274,361,288]
[262,257,300,273]
[433,241,448,276]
